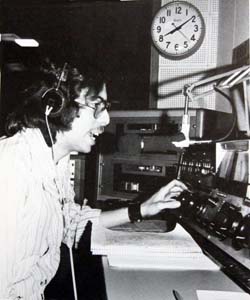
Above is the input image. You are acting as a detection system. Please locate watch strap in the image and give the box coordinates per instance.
[128,202,143,223]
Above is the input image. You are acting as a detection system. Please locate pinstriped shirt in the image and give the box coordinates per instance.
[0,129,100,300]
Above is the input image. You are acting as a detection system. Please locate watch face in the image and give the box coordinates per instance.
[151,1,205,60]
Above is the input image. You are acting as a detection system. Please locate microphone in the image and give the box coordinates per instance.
[142,132,185,153]
[172,138,213,148]
[172,113,212,148]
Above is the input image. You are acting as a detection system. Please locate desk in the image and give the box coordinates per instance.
[102,257,243,300]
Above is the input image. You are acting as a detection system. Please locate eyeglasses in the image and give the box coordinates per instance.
[77,96,111,118]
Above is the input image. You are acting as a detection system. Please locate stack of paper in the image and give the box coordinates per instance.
[91,223,219,270]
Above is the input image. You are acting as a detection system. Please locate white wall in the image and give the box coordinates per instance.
[233,0,250,47]
[217,0,249,66]
[225,0,250,132]
[217,0,235,67]
[156,0,219,110]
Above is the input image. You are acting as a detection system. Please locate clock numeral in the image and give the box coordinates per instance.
[175,6,182,14]
[166,9,171,16]
[184,41,188,48]
[166,41,171,48]
[190,34,196,41]
[159,35,164,42]
[185,8,189,16]
[157,26,161,33]
[191,16,196,22]
[159,16,166,23]
[175,44,179,51]
[194,24,198,32]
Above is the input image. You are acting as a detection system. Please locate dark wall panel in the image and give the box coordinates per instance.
[1,1,153,124]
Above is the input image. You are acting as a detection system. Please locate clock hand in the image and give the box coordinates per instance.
[177,15,194,30]
[172,23,190,40]
[164,16,194,36]
[164,25,179,36]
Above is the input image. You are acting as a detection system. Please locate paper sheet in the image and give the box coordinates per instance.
[196,290,250,300]
[91,223,202,255]
[91,223,219,270]
[108,254,219,270]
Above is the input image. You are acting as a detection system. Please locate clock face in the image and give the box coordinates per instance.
[151,1,205,60]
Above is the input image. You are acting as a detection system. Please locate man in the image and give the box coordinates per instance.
[0,60,187,299]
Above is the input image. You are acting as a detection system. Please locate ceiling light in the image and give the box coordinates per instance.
[0,33,39,47]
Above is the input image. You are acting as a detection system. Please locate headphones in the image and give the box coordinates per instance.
[41,62,69,117]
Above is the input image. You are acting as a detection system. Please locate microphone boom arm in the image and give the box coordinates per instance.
[173,65,250,148]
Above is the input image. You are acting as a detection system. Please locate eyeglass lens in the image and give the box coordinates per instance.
[94,101,111,118]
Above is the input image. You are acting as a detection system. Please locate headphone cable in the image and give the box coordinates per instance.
[69,247,78,300]
[45,105,55,160]
[44,105,79,300]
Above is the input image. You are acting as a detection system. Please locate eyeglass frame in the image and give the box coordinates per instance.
[75,96,111,119]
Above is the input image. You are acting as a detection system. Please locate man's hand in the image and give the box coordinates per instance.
[140,180,188,218]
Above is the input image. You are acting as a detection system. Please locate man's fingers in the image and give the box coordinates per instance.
[162,199,181,209]
[160,180,188,195]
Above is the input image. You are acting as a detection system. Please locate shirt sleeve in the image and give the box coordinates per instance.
[62,201,101,248]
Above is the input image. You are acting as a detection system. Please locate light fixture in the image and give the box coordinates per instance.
[0,33,39,47]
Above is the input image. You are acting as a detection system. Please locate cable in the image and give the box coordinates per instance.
[45,105,79,300]
[45,105,55,160]
[213,85,237,142]
[69,247,78,300]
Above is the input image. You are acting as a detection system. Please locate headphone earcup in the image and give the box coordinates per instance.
[42,88,67,117]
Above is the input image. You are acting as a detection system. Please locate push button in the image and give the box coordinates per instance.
[40,279,47,286]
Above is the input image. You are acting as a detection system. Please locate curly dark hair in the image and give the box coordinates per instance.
[5,59,106,146]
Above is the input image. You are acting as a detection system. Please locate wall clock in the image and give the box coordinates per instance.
[151,1,206,60]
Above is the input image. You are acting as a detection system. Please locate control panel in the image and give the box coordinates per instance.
[96,109,232,202]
